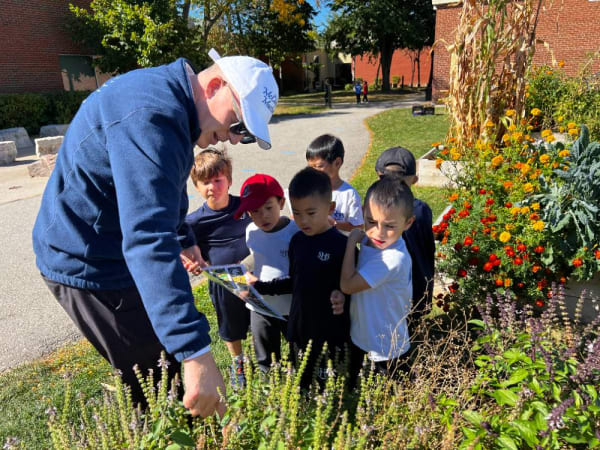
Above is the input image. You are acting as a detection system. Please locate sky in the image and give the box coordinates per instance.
[308,0,331,32]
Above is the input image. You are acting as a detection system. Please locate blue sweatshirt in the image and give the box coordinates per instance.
[32,59,210,362]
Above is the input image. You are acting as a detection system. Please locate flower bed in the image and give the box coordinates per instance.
[434,110,600,312]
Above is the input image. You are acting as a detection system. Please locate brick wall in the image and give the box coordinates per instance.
[0,0,92,94]
[355,48,432,86]
[432,0,600,101]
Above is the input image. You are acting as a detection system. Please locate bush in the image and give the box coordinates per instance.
[392,75,401,85]
[344,83,354,91]
[435,112,600,309]
[0,91,90,135]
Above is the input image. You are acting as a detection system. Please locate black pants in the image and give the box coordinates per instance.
[363,94,368,102]
[355,94,361,104]
[349,341,410,388]
[250,310,288,372]
[290,341,346,390]
[42,276,180,407]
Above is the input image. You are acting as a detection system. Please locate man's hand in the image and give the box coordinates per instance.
[180,245,208,275]
[245,271,258,285]
[330,289,345,315]
[183,352,226,417]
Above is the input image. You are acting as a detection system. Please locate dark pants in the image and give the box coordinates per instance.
[363,94,368,102]
[42,276,180,407]
[349,341,410,388]
[250,310,288,372]
[290,341,346,390]
[355,94,361,104]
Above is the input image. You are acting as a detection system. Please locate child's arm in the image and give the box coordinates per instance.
[332,219,363,233]
[340,229,371,294]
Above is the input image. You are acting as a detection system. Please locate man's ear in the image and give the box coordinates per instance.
[205,76,224,100]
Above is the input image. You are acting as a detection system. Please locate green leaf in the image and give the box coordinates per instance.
[170,431,195,447]
[491,389,518,406]
[468,319,485,328]
[496,434,518,450]
[166,444,182,450]
[500,368,530,387]
[462,410,485,426]
[512,420,538,447]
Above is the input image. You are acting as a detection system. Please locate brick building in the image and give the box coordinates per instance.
[432,0,600,101]
[0,0,110,94]
[355,48,432,87]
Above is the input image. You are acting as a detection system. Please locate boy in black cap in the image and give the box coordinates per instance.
[375,147,435,337]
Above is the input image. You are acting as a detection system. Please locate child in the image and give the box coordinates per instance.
[306,134,364,234]
[362,80,369,103]
[251,167,348,388]
[340,177,415,381]
[185,148,251,388]
[375,147,435,334]
[354,80,362,104]
[233,173,299,373]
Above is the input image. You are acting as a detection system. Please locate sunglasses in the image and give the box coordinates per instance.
[229,86,257,145]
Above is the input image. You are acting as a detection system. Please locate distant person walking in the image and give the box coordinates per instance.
[354,81,362,104]
[362,81,369,103]
[324,79,332,108]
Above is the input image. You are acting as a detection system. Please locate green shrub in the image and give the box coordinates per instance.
[344,83,354,91]
[392,75,401,85]
[0,91,90,135]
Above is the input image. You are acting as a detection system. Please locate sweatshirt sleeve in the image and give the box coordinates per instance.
[106,109,210,361]
[178,187,196,249]
[254,276,293,295]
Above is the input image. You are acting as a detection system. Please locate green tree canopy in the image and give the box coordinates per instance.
[325,0,435,91]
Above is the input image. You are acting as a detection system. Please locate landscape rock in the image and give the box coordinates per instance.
[39,124,70,138]
[28,154,57,177]
[0,127,33,153]
[35,136,63,158]
[0,141,18,165]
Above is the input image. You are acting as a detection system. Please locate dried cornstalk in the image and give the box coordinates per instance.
[443,0,544,148]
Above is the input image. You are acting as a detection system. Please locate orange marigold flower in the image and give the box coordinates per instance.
[595,249,600,259]
[535,299,545,307]
[567,122,577,129]
[503,181,514,190]
[572,258,583,267]
[532,265,541,273]
[559,150,570,158]
[485,120,495,128]
[432,141,442,147]
[436,158,443,169]
[491,155,504,167]
[504,278,512,287]
[546,135,556,143]
[520,206,530,214]
[558,60,565,68]
[568,128,579,136]
[529,213,540,221]
[495,278,504,287]
[508,124,517,132]
[539,154,550,164]
[541,130,552,138]
[449,193,459,202]
[523,183,534,193]
[520,163,531,175]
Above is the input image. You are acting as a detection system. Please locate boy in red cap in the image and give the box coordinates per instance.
[234,174,299,372]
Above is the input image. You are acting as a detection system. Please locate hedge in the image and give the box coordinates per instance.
[0,91,90,135]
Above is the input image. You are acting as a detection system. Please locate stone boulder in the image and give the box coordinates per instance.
[28,154,58,177]
[39,124,69,138]
[35,136,63,158]
[0,127,33,153]
[0,141,18,165]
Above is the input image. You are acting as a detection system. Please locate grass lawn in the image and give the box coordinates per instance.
[274,103,326,116]
[0,106,450,448]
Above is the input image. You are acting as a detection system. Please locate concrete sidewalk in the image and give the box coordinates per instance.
[0,97,423,372]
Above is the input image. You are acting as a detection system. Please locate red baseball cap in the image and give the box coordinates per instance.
[234,173,284,219]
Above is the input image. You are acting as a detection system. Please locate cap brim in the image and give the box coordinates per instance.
[241,97,272,150]
[234,195,268,219]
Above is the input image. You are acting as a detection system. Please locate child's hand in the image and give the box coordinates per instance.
[348,228,365,245]
[245,272,258,285]
[180,245,208,275]
[330,289,345,315]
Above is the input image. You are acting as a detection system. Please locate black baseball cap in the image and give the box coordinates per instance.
[375,147,416,176]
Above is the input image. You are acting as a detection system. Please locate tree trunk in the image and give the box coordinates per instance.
[379,41,394,92]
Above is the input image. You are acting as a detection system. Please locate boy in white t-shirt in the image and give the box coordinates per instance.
[234,173,299,372]
[306,134,364,234]
[340,176,415,383]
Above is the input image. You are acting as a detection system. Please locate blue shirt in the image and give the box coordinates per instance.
[32,58,211,362]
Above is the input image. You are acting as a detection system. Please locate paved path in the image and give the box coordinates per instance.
[0,96,424,372]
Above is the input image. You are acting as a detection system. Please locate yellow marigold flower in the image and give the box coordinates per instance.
[491,155,504,167]
[552,162,560,169]
[531,108,542,116]
[485,120,495,128]
[546,135,555,143]
[512,132,523,141]
[559,149,570,158]
[568,128,579,136]
[510,207,520,215]
[559,126,565,133]
[567,122,577,129]
[503,180,514,190]
[505,224,514,231]
[451,151,461,161]
[449,192,459,201]
[505,109,516,117]
[527,125,534,131]
[532,220,545,231]
[526,92,531,98]
[523,183,534,193]
[508,124,517,132]
[520,206,531,214]
[532,202,540,210]
[436,158,443,170]
[558,60,565,68]
[557,116,564,122]
[520,163,531,175]
[499,231,511,243]
[502,133,510,142]
[539,154,550,164]
[541,129,552,138]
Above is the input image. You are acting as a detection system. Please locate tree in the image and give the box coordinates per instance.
[67,0,233,73]
[325,0,435,92]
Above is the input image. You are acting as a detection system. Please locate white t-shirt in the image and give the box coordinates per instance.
[245,219,299,316]
[350,236,412,361]
[332,181,364,227]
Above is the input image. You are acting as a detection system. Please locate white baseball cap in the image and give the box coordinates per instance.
[208,49,279,150]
